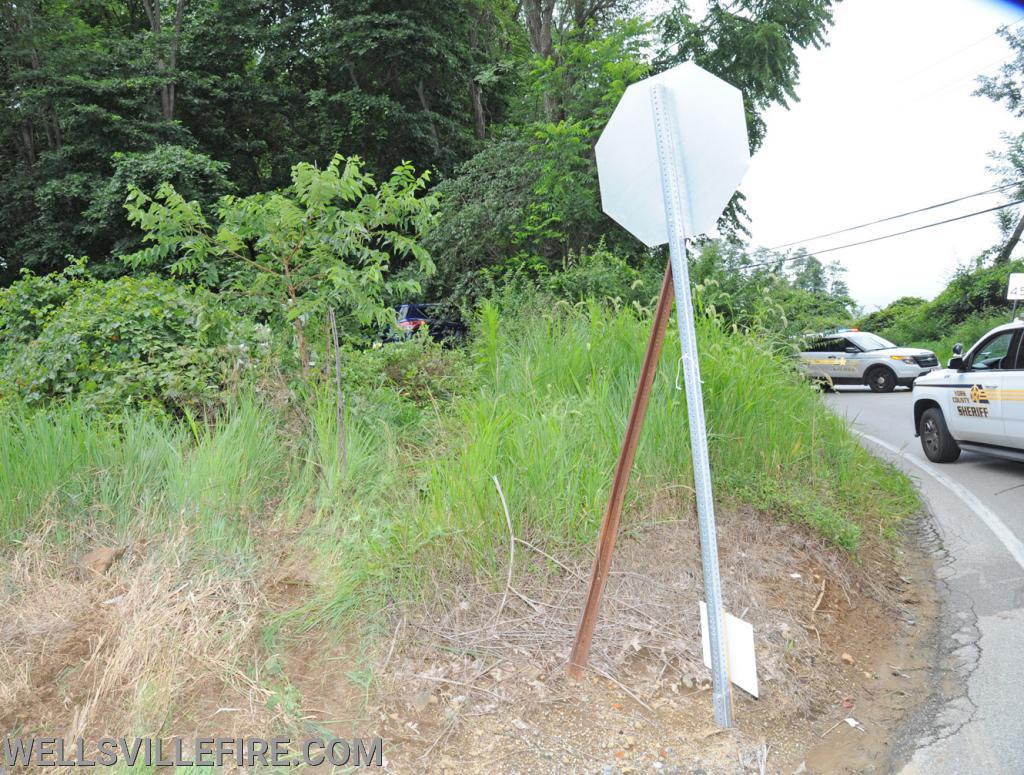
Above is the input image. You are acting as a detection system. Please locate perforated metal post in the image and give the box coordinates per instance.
[650,82,733,728]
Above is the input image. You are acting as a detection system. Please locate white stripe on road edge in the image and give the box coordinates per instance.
[858,431,1024,572]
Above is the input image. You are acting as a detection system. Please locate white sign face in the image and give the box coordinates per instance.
[1008,273,1024,301]
[595,63,750,246]
[700,601,758,698]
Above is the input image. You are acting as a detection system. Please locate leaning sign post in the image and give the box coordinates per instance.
[566,63,750,729]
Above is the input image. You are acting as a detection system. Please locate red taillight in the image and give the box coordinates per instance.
[397,320,419,330]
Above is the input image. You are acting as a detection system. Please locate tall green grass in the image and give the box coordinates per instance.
[0,396,291,548]
[413,298,915,566]
[1,297,918,633]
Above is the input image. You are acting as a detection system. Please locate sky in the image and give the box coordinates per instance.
[739,0,1024,311]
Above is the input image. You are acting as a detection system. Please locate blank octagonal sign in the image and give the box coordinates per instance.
[595,63,750,247]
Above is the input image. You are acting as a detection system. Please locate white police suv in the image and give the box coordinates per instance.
[798,329,940,392]
[913,320,1024,463]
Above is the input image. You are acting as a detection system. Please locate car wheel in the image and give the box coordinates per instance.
[866,366,897,393]
[919,407,961,463]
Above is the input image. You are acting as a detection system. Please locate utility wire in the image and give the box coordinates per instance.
[895,15,1024,85]
[769,181,1021,250]
[749,198,1024,269]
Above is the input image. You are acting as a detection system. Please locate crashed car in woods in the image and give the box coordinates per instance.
[796,328,940,393]
[382,303,467,346]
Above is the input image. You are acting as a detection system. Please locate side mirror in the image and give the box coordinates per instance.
[844,346,859,354]
[948,356,964,371]
[952,343,963,356]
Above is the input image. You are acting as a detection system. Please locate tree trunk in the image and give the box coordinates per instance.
[997,213,1024,265]
[416,80,440,151]
[167,0,186,120]
[522,0,558,120]
[142,0,186,120]
[19,123,36,164]
[468,23,486,140]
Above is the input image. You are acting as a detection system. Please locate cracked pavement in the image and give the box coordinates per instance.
[825,388,1024,774]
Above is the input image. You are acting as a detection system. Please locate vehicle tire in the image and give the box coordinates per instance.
[919,407,961,463]
[866,366,897,393]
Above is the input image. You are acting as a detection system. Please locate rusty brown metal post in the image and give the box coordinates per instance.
[567,260,674,678]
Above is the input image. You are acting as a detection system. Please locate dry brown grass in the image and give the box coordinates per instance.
[387,498,874,713]
[0,521,276,741]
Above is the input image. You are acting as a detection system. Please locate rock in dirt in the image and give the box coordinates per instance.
[841,652,855,666]
[80,546,125,576]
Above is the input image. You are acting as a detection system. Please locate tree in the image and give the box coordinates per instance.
[977,28,1024,264]
[140,0,188,120]
[122,154,438,370]
[0,0,502,281]
[656,0,837,234]
[0,0,185,279]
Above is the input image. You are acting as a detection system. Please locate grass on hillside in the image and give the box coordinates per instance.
[2,297,918,632]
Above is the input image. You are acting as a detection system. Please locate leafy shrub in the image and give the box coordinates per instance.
[84,144,233,270]
[856,296,928,334]
[122,154,437,365]
[545,243,662,308]
[341,335,473,406]
[1,274,267,414]
[862,259,1024,348]
[0,260,89,355]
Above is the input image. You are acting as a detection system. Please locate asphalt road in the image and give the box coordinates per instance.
[824,387,1024,774]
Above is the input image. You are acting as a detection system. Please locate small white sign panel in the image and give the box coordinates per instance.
[1008,273,1024,301]
[699,601,758,698]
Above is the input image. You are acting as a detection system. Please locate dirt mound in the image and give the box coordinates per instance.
[0,504,938,774]
[366,500,938,773]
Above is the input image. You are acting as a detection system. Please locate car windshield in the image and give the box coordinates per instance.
[847,332,896,352]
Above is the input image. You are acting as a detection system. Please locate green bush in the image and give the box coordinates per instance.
[544,243,663,308]
[860,259,1024,350]
[0,260,89,354]
[1,273,268,414]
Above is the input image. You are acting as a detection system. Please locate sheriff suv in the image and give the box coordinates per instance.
[913,320,1024,463]
[797,329,940,392]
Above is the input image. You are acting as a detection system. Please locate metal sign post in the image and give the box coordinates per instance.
[568,62,748,729]
[650,82,732,727]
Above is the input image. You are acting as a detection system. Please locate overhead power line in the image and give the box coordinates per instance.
[895,14,1024,85]
[749,198,1024,269]
[769,182,1021,250]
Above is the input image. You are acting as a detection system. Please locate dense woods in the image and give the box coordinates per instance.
[2,1,837,277]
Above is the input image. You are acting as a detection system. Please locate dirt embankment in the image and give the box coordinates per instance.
[1,500,938,774]
[365,500,940,774]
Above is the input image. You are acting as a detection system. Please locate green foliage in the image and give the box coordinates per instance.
[523,17,651,133]
[123,154,438,362]
[85,144,233,267]
[0,0,505,279]
[860,259,1024,346]
[0,259,90,353]
[0,273,267,414]
[690,241,856,338]
[0,290,917,640]
[856,296,928,334]
[544,242,663,308]
[0,0,189,278]
[975,22,1024,118]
